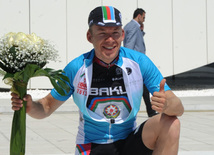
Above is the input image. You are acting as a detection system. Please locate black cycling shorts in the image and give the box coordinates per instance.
[121,121,153,155]
[76,121,153,155]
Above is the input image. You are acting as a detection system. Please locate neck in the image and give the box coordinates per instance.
[134,18,138,22]
[93,55,119,68]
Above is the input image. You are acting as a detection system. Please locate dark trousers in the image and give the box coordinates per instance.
[143,84,156,116]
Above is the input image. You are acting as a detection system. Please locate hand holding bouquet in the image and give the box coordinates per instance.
[0,32,70,155]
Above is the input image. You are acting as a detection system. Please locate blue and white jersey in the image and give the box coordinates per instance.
[51,47,170,144]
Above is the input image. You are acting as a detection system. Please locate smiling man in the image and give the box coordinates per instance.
[11,6,184,155]
[87,25,124,63]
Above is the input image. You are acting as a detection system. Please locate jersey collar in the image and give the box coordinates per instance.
[93,55,119,68]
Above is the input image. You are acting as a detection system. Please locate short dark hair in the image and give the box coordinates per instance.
[133,8,145,19]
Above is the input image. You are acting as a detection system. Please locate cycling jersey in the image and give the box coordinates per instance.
[51,47,170,145]
[87,56,130,124]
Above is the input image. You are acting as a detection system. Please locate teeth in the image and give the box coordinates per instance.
[105,47,114,49]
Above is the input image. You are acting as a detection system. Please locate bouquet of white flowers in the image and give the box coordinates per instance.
[0,32,70,155]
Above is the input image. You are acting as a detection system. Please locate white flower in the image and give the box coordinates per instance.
[0,32,59,73]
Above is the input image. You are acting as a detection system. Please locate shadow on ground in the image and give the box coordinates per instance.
[165,63,214,90]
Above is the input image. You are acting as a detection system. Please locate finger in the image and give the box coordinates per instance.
[23,94,32,101]
[11,93,23,111]
[151,100,165,112]
[151,104,163,113]
[12,105,22,111]
[151,93,166,108]
[159,79,166,93]
[11,101,23,111]
[11,95,23,103]
[151,101,164,109]
[11,92,20,98]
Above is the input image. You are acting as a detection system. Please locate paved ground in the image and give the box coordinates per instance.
[0,111,214,155]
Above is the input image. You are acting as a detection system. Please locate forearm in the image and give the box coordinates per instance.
[164,93,184,116]
[27,93,63,119]
[27,98,51,119]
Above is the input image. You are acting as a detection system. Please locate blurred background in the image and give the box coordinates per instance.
[0,0,214,90]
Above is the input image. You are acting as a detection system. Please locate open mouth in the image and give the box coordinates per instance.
[103,46,116,50]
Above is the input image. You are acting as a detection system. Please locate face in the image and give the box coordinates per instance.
[138,12,145,24]
[87,25,125,64]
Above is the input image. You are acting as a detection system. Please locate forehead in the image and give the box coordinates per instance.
[92,25,122,32]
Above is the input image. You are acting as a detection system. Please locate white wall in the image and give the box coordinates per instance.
[30,0,67,88]
[0,0,213,89]
[138,0,174,76]
[207,0,214,63]
[173,0,207,74]
[0,0,30,88]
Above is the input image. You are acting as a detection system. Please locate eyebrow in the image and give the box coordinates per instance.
[97,27,105,31]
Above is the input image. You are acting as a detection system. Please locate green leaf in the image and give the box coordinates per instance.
[10,81,27,155]
[49,77,65,96]
[3,72,14,80]
[23,64,40,81]
[57,74,70,82]
[2,63,70,96]
[33,69,49,77]
[12,64,40,82]
[57,78,70,93]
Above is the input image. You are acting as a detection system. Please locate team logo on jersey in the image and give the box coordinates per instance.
[77,78,87,96]
[126,67,132,75]
[115,67,122,75]
[90,86,126,96]
[103,104,120,119]
[112,77,123,81]
[88,96,131,115]
[80,73,85,78]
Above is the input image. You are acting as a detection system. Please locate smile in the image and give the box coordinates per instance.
[104,46,115,50]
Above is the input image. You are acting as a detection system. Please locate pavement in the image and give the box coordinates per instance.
[0,111,214,155]
[0,63,214,155]
[1,96,214,155]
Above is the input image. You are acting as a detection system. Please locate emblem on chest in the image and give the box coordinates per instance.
[103,104,120,118]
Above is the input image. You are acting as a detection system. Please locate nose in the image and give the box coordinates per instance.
[105,34,116,42]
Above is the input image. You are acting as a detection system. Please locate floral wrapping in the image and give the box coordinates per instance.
[0,32,70,155]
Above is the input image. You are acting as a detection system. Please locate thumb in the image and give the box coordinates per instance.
[159,79,166,93]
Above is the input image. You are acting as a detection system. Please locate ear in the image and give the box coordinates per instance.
[87,30,92,43]
[137,14,142,20]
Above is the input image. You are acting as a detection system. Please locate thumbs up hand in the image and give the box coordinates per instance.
[151,79,167,113]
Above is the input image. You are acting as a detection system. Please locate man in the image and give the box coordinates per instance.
[123,8,156,117]
[11,6,184,155]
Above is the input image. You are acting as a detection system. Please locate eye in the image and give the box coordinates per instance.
[112,32,120,39]
[113,32,119,35]
[98,33,106,37]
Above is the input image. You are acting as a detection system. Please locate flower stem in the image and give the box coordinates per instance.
[10,81,27,155]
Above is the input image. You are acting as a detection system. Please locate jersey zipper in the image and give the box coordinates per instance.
[107,119,115,143]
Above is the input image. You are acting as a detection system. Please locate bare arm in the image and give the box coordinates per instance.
[151,79,184,116]
[163,90,184,116]
[11,92,65,119]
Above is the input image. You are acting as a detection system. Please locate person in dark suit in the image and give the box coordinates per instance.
[124,8,157,117]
